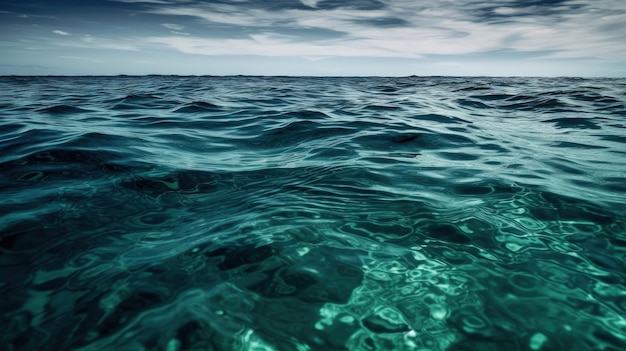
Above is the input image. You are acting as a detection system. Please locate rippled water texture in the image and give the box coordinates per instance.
[1,76,625,351]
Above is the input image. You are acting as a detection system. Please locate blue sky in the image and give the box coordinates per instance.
[1,0,625,76]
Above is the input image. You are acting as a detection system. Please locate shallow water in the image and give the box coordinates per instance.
[1,76,625,351]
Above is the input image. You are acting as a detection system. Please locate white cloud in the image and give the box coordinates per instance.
[151,5,263,27]
[493,7,521,15]
[142,0,626,63]
[302,56,333,61]
[28,0,622,76]
[54,36,139,51]
[59,55,103,63]
[161,23,184,31]
[300,0,319,8]
[147,35,412,59]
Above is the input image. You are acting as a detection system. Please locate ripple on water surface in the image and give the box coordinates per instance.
[0,76,625,351]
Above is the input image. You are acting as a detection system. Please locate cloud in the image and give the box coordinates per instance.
[55,36,140,51]
[18,13,58,19]
[136,0,625,63]
[161,23,184,31]
[150,5,265,27]
[7,0,624,76]
[146,34,412,59]
[300,0,319,8]
[160,23,189,35]
[59,55,103,63]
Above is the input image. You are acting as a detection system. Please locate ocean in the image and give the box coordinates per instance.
[0,76,625,351]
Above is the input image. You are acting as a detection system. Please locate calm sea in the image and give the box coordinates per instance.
[1,76,625,351]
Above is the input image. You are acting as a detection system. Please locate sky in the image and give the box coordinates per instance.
[1,0,625,76]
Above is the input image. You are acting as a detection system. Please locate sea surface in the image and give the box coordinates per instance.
[1,76,625,351]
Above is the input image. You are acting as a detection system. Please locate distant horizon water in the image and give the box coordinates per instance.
[2,74,625,78]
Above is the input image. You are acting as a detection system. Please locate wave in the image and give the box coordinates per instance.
[1,76,625,351]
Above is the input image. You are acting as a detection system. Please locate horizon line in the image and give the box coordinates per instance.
[1,74,621,79]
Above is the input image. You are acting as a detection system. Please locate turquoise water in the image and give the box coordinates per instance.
[0,76,625,351]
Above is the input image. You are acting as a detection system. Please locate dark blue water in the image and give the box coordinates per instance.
[1,76,625,351]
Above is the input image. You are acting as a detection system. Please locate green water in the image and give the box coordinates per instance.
[0,76,625,350]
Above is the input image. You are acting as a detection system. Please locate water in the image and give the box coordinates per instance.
[1,76,625,351]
